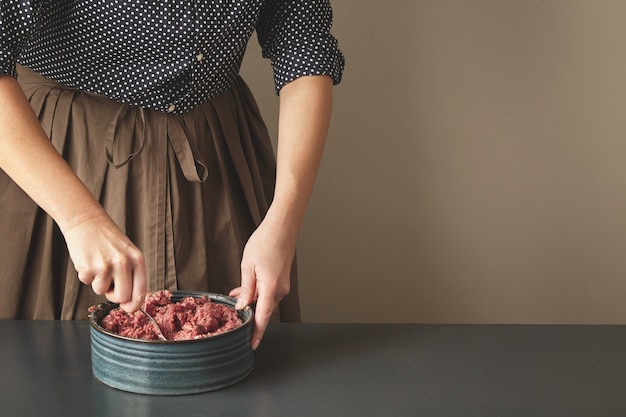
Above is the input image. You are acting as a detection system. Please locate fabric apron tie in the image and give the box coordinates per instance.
[167,117,209,183]
[104,106,208,183]
[105,105,145,168]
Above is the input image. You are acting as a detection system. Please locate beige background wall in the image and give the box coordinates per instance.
[240,0,626,324]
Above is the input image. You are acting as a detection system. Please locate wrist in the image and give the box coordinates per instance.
[262,201,304,243]
[57,201,111,235]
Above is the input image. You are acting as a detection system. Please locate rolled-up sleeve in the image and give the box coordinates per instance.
[0,0,38,77]
[256,0,345,94]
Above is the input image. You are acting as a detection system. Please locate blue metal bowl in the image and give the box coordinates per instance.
[89,290,254,395]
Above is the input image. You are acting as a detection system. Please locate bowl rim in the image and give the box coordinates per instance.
[89,290,254,344]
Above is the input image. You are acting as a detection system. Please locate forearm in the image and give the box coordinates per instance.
[0,75,106,233]
[264,75,334,236]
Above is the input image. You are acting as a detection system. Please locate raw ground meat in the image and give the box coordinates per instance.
[99,290,242,341]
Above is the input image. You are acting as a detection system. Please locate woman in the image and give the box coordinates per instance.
[0,0,344,350]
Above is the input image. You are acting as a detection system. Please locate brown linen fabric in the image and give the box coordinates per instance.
[0,65,300,321]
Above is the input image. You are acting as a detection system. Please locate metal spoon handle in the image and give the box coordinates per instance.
[140,308,167,341]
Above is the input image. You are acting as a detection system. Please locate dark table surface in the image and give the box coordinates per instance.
[1,321,626,417]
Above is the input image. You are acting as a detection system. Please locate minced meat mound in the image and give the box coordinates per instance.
[100,290,242,341]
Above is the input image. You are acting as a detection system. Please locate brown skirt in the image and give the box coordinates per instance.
[0,65,299,321]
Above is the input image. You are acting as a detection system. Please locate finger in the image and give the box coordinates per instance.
[78,272,94,286]
[229,287,243,298]
[250,281,276,350]
[105,263,132,305]
[229,287,259,301]
[120,257,147,313]
[235,262,257,310]
[91,273,113,295]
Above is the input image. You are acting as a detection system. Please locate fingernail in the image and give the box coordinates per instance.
[235,299,244,310]
[251,338,260,350]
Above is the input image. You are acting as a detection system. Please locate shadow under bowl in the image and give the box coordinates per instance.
[89,290,254,395]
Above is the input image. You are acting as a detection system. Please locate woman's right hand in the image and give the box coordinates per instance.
[62,209,147,313]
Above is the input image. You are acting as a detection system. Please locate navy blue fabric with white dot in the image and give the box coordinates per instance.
[0,0,344,113]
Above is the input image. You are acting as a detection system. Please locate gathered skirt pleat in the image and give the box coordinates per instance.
[0,65,300,321]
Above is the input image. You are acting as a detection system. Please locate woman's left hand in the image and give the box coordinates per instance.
[229,215,296,350]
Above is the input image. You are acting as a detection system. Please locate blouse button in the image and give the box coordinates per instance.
[167,104,176,113]
[196,53,204,62]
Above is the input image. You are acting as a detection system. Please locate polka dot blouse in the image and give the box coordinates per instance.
[0,0,344,114]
